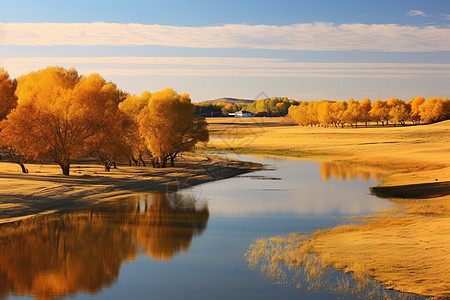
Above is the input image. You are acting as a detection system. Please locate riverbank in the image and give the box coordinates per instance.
[206,117,450,297]
[0,153,261,224]
[206,118,450,191]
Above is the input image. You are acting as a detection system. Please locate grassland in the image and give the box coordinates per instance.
[207,117,450,298]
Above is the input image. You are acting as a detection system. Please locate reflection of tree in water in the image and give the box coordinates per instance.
[320,162,384,182]
[134,193,209,260]
[245,234,418,299]
[0,192,208,299]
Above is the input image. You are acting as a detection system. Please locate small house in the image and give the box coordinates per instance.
[233,110,255,118]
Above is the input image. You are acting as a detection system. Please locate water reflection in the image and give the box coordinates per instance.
[0,192,208,299]
[200,155,391,217]
[319,162,385,182]
[245,233,421,299]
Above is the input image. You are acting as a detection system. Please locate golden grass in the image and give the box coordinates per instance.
[207,118,450,185]
[236,118,450,297]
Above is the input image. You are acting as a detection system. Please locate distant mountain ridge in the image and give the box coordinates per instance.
[198,97,255,104]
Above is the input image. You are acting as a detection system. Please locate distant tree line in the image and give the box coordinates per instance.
[288,97,450,128]
[194,97,301,117]
[0,67,209,175]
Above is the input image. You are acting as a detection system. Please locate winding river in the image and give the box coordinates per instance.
[0,154,419,299]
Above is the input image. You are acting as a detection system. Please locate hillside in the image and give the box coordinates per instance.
[198,97,255,104]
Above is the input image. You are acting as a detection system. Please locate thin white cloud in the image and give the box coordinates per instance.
[4,56,450,69]
[442,14,450,20]
[2,56,449,79]
[1,22,450,51]
[407,10,429,17]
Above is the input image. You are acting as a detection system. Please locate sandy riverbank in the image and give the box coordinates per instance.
[0,153,261,224]
[207,117,450,297]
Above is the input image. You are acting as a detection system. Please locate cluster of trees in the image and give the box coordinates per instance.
[0,67,209,175]
[195,97,301,117]
[288,97,450,127]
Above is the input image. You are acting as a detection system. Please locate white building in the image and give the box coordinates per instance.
[230,110,255,117]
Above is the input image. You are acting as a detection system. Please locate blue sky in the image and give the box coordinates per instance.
[1,0,449,101]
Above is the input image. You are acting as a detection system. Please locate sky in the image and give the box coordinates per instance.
[0,0,449,102]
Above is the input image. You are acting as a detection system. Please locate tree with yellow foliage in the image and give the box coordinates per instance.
[332,101,347,127]
[359,98,371,127]
[119,91,153,166]
[0,68,17,121]
[419,97,450,124]
[343,99,361,127]
[0,68,27,172]
[406,96,425,124]
[388,98,410,126]
[138,88,209,168]
[221,103,234,116]
[275,102,286,116]
[317,100,335,127]
[0,67,122,175]
[369,99,389,126]
[88,83,131,171]
[288,102,310,126]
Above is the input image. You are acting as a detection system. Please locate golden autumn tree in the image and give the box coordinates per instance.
[369,99,389,126]
[0,68,26,172]
[221,103,234,116]
[288,102,309,126]
[0,67,122,175]
[317,100,334,127]
[359,98,371,127]
[138,88,209,168]
[388,98,410,126]
[0,68,18,121]
[419,97,450,123]
[275,102,286,116]
[87,83,131,171]
[343,99,361,127]
[332,101,347,127]
[406,96,425,124]
[119,91,153,166]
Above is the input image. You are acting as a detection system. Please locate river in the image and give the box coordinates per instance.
[0,154,420,299]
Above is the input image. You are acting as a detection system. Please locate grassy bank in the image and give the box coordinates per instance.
[207,117,450,185]
[199,146,328,158]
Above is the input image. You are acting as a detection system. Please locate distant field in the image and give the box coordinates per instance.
[206,117,450,186]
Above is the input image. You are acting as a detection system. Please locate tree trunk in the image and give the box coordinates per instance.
[170,156,175,166]
[19,163,28,174]
[59,163,70,176]
[113,161,117,169]
[131,156,139,166]
[139,156,146,167]
[105,165,111,172]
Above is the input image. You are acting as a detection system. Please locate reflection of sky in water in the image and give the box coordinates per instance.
[179,154,393,218]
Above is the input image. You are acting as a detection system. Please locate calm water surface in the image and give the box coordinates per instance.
[0,154,418,299]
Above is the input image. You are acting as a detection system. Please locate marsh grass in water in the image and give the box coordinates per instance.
[245,233,423,299]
